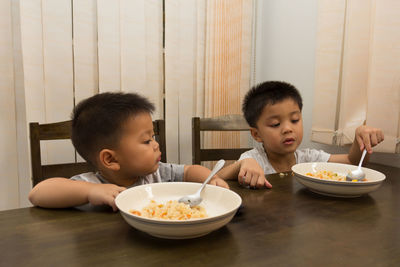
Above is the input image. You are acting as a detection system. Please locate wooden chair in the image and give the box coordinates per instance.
[29,119,166,187]
[192,115,252,164]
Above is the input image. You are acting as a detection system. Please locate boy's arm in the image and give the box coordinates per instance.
[328,142,365,165]
[28,178,125,211]
[217,161,241,180]
[218,158,272,189]
[328,125,384,165]
[183,165,229,188]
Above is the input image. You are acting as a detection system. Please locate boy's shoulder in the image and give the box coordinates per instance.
[157,162,185,182]
[70,172,104,183]
[239,142,265,160]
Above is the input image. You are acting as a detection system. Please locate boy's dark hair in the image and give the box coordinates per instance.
[242,81,303,128]
[71,92,155,166]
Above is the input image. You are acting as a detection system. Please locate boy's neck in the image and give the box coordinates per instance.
[265,149,296,173]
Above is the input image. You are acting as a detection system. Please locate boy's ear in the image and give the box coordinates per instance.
[98,149,120,171]
[250,127,263,143]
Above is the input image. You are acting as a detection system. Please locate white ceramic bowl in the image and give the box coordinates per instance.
[115,182,242,239]
[292,162,386,198]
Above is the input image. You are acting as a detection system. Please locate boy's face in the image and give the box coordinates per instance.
[251,98,303,156]
[115,113,161,178]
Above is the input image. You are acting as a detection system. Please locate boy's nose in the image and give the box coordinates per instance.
[282,123,293,134]
[153,140,160,151]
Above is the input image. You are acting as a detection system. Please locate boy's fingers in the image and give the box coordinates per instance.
[220,180,229,189]
[256,176,265,188]
[246,173,257,186]
[250,174,259,187]
[370,134,378,147]
[377,131,384,143]
[363,134,372,153]
[111,204,118,212]
[356,135,364,151]
[238,169,246,182]
[244,172,252,185]
[106,196,118,212]
[264,178,272,188]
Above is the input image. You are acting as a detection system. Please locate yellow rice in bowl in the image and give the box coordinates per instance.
[306,170,367,182]
[130,200,207,220]
[306,170,346,181]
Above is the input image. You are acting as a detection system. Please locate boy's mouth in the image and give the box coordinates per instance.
[283,138,295,145]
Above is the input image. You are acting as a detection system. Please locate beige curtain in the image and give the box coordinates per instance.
[312,0,400,153]
[2,0,252,210]
[165,0,254,164]
[204,0,253,155]
[1,0,163,210]
[97,0,163,118]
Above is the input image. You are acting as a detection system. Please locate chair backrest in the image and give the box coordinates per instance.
[29,119,167,187]
[192,115,252,164]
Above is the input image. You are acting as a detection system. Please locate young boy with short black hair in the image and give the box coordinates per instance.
[218,81,384,189]
[29,92,228,211]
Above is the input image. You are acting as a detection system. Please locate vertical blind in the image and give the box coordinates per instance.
[312,0,400,153]
[1,0,254,210]
[2,0,163,210]
[165,0,254,164]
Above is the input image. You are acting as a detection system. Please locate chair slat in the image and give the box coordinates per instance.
[199,114,249,131]
[192,116,252,164]
[38,120,72,140]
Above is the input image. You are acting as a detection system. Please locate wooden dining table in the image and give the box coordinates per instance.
[1,162,399,266]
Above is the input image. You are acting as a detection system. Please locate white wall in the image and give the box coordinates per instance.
[255,0,400,168]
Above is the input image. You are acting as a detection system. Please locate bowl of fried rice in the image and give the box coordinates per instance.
[292,162,385,197]
[115,182,242,239]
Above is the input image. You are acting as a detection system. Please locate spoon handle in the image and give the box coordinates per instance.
[358,149,367,168]
[197,159,225,193]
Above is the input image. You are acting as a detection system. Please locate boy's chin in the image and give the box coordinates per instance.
[280,145,298,154]
[151,161,160,172]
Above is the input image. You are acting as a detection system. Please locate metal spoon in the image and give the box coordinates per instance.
[178,159,225,207]
[346,149,367,181]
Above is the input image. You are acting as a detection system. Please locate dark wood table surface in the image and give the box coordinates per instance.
[1,163,399,266]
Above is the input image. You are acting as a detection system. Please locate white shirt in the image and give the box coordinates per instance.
[70,162,184,186]
[239,142,331,174]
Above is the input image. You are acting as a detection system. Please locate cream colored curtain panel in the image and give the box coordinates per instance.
[2,0,253,210]
[1,0,163,210]
[312,0,400,153]
[165,0,253,164]
[204,0,253,156]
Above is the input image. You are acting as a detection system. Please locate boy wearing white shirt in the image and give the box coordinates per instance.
[218,81,384,189]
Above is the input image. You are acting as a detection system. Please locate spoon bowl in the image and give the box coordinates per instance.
[346,149,367,181]
[178,159,225,207]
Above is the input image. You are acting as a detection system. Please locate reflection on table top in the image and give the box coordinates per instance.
[1,163,399,266]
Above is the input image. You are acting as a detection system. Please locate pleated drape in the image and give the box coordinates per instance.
[312,0,400,153]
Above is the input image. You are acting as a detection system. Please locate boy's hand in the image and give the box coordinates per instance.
[209,176,229,189]
[239,158,272,189]
[355,125,384,153]
[88,184,126,211]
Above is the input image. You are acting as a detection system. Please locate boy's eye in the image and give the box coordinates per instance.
[292,119,300,123]
[270,123,280,128]
[144,135,156,144]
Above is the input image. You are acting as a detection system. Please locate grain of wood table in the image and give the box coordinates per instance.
[1,163,399,266]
